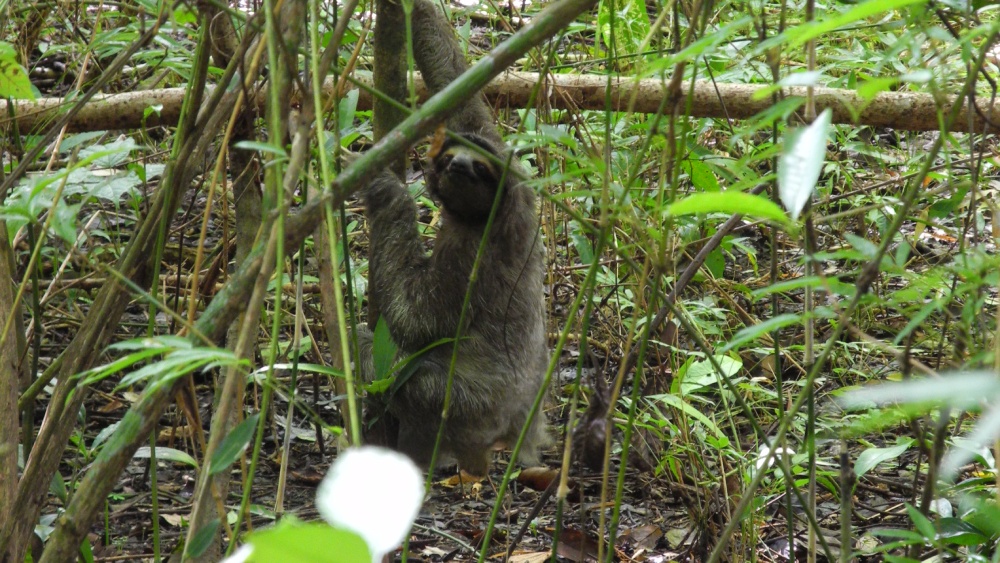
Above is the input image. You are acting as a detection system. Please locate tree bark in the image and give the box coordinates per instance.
[0,224,22,559]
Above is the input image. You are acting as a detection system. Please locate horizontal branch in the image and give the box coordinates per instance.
[3,71,997,133]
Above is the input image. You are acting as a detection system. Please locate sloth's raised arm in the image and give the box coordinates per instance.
[410,0,505,149]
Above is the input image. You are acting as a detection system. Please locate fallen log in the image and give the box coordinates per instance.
[2,71,994,134]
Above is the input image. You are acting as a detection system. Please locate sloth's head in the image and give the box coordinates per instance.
[427,133,509,224]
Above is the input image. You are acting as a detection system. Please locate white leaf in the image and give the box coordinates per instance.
[778,108,832,220]
[316,446,424,562]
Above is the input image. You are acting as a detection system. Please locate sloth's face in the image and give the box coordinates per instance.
[428,139,503,224]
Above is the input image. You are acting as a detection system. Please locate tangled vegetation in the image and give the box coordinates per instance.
[2,0,1000,561]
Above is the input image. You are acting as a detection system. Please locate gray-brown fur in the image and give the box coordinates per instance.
[355,0,548,474]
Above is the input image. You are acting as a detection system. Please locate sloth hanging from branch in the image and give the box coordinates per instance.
[355,0,549,476]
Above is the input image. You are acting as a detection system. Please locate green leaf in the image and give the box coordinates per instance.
[91,421,122,451]
[185,519,220,558]
[778,109,832,220]
[596,0,651,64]
[50,471,68,504]
[0,42,34,100]
[244,521,370,563]
[667,192,791,227]
[234,140,287,157]
[683,159,720,192]
[962,497,1000,536]
[80,137,139,169]
[780,0,927,50]
[339,89,360,133]
[209,414,260,475]
[134,446,198,468]
[854,438,913,478]
[78,536,95,563]
[704,248,725,278]
[647,393,724,439]
[681,355,743,394]
[569,221,594,263]
[172,5,197,24]
[906,504,936,541]
[750,276,853,300]
[721,313,801,353]
[372,317,397,382]
[935,518,986,546]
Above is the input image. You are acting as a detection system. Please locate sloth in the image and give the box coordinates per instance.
[354,0,549,475]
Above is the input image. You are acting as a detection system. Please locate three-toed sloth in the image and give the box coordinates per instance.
[354,0,549,475]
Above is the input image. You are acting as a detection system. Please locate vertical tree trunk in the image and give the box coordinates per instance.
[0,224,22,558]
[373,0,409,180]
[365,0,410,448]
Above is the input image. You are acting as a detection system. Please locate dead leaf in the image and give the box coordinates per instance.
[291,468,325,485]
[97,398,125,413]
[517,467,559,491]
[509,551,550,563]
[439,470,484,488]
[161,514,184,527]
[158,425,195,442]
[621,524,662,550]
[555,527,599,562]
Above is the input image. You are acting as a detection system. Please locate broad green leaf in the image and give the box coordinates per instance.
[951,436,995,469]
[372,317,397,382]
[681,355,743,394]
[844,233,878,259]
[0,42,34,99]
[209,414,260,475]
[79,537,95,563]
[79,348,169,387]
[778,109,832,220]
[339,89,360,133]
[963,498,1000,537]
[244,521,370,563]
[667,192,790,227]
[683,159,720,192]
[110,335,192,351]
[134,446,198,468]
[80,137,139,169]
[935,518,987,546]
[50,471,68,504]
[855,438,913,478]
[704,248,725,278]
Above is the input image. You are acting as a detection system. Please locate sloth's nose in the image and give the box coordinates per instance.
[448,154,476,178]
